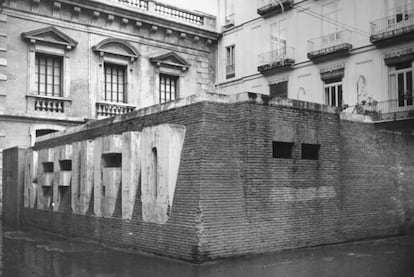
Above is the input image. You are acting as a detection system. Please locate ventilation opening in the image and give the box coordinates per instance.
[152,147,158,197]
[102,153,122,168]
[36,129,58,138]
[302,143,320,160]
[272,141,294,159]
[42,162,54,173]
[59,160,72,171]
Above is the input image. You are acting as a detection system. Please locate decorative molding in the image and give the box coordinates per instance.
[193,36,200,42]
[122,18,129,25]
[135,21,143,29]
[165,29,173,36]
[151,25,158,32]
[319,63,345,74]
[107,14,115,24]
[384,47,414,66]
[92,11,100,23]
[21,26,78,49]
[32,0,40,12]
[179,33,186,39]
[92,38,140,61]
[150,51,190,71]
[53,1,61,17]
[72,6,81,20]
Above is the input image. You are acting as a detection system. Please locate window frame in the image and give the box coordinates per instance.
[324,79,343,107]
[103,62,127,104]
[35,52,63,97]
[389,62,413,107]
[28,45,71,99]
[225,44,235,79]
[159,73,179,104]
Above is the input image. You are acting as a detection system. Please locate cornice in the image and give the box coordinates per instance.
[7,0,219,43]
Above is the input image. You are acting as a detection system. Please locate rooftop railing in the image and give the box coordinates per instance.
[155,2,203,25]
[370,9,414,40]
[116,0,148,10]
[258,47,295,72]
[106,0,215,29]
[308,30,352,54]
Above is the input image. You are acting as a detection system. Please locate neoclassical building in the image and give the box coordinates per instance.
[0,0,219,192]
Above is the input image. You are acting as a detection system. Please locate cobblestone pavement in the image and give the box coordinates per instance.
[1,224,413,277]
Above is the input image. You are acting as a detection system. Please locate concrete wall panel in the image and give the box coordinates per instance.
[141,124,186,224]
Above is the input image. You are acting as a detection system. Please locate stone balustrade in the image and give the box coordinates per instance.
[96,101,136,118]
[108,0,215,28]
[26,94,70,114]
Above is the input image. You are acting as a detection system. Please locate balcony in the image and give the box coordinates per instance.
[370,9,414,47]
[347,94,414,122]
[26,94,71,116]
[257,47,295,74]
[257,0,294,18]
[96,102,136,118]
[106,0,216,31]
[307,30,352,63]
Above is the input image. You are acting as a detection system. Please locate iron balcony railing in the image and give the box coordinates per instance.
[370,9,414,39]
[308,30,352,55]
[258,47,295,72]
[346,94,414,121]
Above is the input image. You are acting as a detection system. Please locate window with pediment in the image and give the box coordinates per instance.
[92,38,140,117]
[21,26,77,98]
[150,52,190,104]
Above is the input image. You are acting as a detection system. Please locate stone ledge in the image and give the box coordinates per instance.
[340,111,373,123]
[35,92,341,143]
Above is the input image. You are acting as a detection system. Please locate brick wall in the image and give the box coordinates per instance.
[199,101,343,259]
[13,97,414,262]
[24,102,206,262]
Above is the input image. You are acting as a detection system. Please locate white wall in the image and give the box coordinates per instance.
[216,0,405,107]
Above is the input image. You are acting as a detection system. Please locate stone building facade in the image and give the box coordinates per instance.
[217,0,414,127]
[0,0,219,206]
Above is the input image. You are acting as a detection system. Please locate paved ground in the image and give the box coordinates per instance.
[1,224,414,276]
